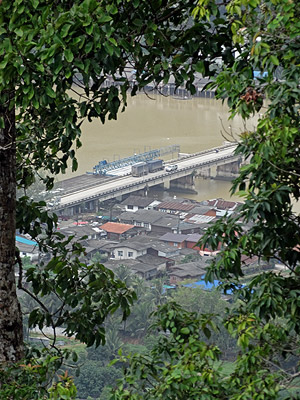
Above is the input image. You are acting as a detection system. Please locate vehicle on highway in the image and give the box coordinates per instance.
[147,159,164,173]
[165,164,178,172]
[131,159,164,177]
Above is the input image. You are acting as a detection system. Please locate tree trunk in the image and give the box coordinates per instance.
[0,91,24,362]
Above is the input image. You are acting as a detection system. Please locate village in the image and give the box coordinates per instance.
[16,194,279,289]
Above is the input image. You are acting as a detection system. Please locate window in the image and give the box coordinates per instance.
[117,251,123,257]
[128,251,134,257]
[127,205,134,210]
[144,223,149,229]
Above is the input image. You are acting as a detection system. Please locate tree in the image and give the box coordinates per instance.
[112,0,300,398]
[74,360,122,400]
[0,0,233,365]
[198,0,300,390]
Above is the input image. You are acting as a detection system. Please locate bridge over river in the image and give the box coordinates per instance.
[52,143,240,215]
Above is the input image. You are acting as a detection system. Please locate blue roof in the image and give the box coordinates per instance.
[184,278,244,294]
[184,279,221,290]
[16,236,37,246]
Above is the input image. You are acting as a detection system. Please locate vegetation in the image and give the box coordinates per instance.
[112,1,300,399]
[0,0,231,364]
[69,277,232,399]
[0,0,299,398]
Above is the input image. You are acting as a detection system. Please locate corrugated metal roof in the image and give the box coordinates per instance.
[159,233,188,242]
[185,215,215,224]
[121,195,157,207]
[185,233,202,243]
[16,236,37,246]
[206,199,239,210]
[156,201,195,212]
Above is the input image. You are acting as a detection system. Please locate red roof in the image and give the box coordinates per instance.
[204,209,216,217]
[100,222,134,234]
[207,199,238,210]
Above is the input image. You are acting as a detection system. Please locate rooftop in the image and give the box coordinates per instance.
[100,222,135,234]
[159,233,188,243]
[121,195,158,207]
[119,209,163,224]
[155,201,195,212]
[205,198,240,210]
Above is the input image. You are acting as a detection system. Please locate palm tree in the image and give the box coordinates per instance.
[114,264,133,287]
[125,300,155,339]
[149,276,168,306]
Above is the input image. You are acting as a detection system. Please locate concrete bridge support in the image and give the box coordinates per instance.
[169,174,197,194]
[197,168,211,178]
[216,159,242,179]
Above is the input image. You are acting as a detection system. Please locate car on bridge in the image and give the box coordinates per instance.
[165,164,178,172]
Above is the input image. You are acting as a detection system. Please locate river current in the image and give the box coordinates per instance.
[59,94,299,212]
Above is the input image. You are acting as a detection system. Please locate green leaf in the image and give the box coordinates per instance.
[269,55,279,66]
[45,86,56,98]
[98,14,112,23]
[61,23,72,38]
[64,48,74,63]
[180,327,190,334]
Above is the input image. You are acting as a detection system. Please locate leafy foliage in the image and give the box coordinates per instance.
[113,302,281,400]
[0,352,77,400]
[1,0,300,397]
[111,0,300,398]
[0,0,234,360]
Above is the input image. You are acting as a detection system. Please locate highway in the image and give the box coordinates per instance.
[57,143,238,208]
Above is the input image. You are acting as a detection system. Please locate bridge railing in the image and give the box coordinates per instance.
[52,151,240,210]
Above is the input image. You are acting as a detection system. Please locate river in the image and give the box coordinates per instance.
[61,94,250,203]
[60,94,299,212]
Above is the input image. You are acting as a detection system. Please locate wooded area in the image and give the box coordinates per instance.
[0,0,299,398]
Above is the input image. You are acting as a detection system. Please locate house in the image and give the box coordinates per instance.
[159,232,220,257]
[99,222,142,240]
[203,198,242,217]
[184,214,216,229]
[150,215,181,235]
[188,205,215,215]
[109,236,179,261]
[154,200,195,215]
[177,221,202,235]
[105,259,159,280]
[59,223,106,240]
[168,261,207,284]
[159,233,188,249]
[119,209,163,231]
[121,195,161,212]
[16,235,39,261]
[146,240,180,259]
[82,239,119,260]
[110,241,149,260]
[184,233,203,251]
[136,253,174,272]
[119,209,201,235]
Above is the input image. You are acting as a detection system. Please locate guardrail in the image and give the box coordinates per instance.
[52,150,240,211]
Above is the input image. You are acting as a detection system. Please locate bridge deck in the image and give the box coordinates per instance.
[53,143,239,211]
[59,174,114,195]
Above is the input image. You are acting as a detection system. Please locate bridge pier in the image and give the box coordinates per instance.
[216,159,242,180]
[52,144,240,214]
[169,174,197,194]
[197,167,211,178]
